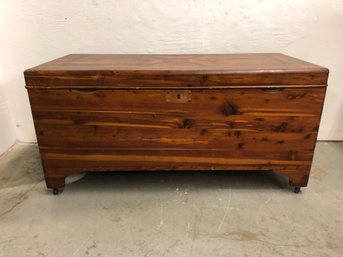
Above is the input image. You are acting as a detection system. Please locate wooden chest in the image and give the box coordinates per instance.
[24,54,329,194]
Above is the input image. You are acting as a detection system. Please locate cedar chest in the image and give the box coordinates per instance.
[24,54,329,194]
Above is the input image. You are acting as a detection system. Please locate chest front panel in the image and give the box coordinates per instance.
[28,87,325,168]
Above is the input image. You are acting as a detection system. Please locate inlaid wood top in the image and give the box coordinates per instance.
[24,54,329,88]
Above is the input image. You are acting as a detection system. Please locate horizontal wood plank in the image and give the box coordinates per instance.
[28,88,326,114]
[34,123,318,151]
[40,147,313,174]
[40,147,314,162]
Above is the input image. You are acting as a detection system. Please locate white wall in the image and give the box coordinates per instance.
[0,69,16,155]
[0,0,342,142]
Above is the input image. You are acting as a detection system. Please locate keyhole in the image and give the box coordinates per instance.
[177,94,181,99]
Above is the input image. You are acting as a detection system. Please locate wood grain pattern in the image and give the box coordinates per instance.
[24,54,329,88]
[28,88,325,113]
[24,54,329,191]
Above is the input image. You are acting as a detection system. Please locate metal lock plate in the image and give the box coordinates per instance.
[165,90,192,103]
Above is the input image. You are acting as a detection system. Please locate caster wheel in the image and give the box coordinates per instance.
[53,188,59,195]
[293,186,301,194]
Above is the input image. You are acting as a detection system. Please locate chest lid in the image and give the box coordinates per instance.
[24,53,328,89]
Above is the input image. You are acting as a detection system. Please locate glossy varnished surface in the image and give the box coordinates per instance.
[24,54,329,190]
[24,54,329,88]
[27,87,326,189]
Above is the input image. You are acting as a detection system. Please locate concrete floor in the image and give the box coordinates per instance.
[0,143,342,257]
